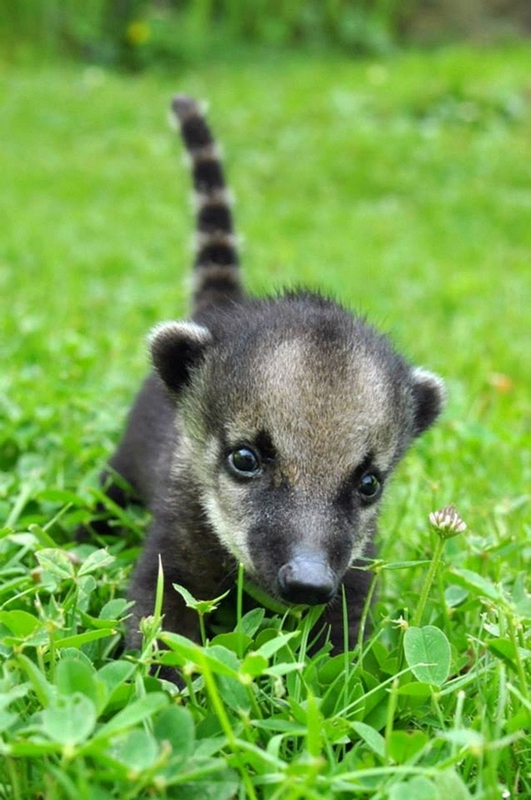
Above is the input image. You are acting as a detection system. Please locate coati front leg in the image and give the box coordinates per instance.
[126,520,203,651]
[126,497,235,650]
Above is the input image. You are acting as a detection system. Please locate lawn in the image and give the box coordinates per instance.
[1,43,530,798]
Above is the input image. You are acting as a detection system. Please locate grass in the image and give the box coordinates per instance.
[1,42,530,798]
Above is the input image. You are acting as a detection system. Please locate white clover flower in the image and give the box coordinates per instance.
[429,504,467,539]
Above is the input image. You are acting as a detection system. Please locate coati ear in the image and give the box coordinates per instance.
[410,367,446,437]
[149,321,212,393]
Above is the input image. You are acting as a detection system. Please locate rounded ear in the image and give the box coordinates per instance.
[149,321,212,393]
[410,367,446,437]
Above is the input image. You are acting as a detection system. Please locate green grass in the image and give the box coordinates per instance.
[1,43,530,798]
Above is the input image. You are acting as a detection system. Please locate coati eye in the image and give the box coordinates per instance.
[357,472,381,501]
[228,446,261,478]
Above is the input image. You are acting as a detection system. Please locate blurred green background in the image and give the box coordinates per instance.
[1,0,530,70]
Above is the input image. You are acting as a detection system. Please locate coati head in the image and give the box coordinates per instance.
[150,292,445,606]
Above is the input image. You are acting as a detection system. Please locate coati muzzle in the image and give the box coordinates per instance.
[278,547,337,605]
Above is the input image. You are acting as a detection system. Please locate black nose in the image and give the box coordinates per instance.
[278,554,336,605]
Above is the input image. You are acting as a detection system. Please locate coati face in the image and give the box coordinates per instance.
[150,295,444,606]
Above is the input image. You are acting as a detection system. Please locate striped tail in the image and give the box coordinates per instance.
[171,95,243,314]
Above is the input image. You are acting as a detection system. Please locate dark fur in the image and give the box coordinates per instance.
[87,96,445,654]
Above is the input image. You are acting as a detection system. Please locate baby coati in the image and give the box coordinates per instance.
[97,95,445,653]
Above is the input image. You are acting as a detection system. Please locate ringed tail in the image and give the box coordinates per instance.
[171,94,243,314]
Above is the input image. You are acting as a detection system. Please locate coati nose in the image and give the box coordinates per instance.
[278,554,336,605]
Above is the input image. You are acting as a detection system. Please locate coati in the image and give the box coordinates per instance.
[96,95,445,653]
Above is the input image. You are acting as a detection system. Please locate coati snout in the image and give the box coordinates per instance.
[278,549,337,606]
[88,95,445,655]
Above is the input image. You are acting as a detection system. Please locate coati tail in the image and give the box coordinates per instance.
[171,94,243,312]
